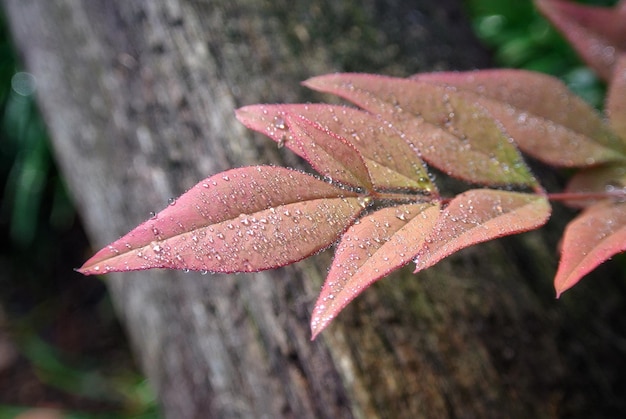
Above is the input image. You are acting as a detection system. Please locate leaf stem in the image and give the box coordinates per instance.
[370,190,440,203]
[547,188,626,203]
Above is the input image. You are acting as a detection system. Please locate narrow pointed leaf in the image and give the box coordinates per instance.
[237,104,436,192]
[78,166,363,275]
[565,165,626,208]
[606,54,626,140]
[412,69,626,166]
[311,203,440,338]
[536,0,626,81]
[555,201,626,297]
[236,105,372,189]
[413,190,551,273]
[304,73,536,187]
[279,104,436,192]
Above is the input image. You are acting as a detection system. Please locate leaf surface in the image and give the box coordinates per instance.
[78,166,363,275]
[412,69,626,166]
[237,104,435,192]
[606,54,626,140]
[413,190,551,273]
[555,201,626,297]
[304,73,536,187]
[311,202,440,338]
[536,0,626,81]
[236,106,373,189]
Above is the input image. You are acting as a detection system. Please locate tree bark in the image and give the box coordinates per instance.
[4,0,626,418]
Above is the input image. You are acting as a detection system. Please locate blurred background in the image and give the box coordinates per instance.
[0,0,619,417]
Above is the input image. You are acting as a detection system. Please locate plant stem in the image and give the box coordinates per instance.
[547,189,626,203]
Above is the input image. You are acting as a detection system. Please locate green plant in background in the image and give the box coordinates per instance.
[465,0,618,108]
[0,10,161,419]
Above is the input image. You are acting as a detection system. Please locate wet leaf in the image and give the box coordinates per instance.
[536,0,626,81]
[555,201,626,297]
[78,166,363,275]
[606,54,626,140]
[311,202,440,338]
[412,69,626,166]
[236,105,373,189]
[237,104,436,193]
[304,73,536,187]
[413,190,551,273]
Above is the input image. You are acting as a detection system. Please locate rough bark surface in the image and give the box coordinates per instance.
[4,0,626,418]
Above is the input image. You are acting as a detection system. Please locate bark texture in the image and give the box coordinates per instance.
[4,0,626,418]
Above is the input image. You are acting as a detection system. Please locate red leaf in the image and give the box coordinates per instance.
[413,190,551,273]
[310,203,440,338]
[412,69,626,167]
[237,104,435,193]
[565,165,626,208]
[304,73,537,187]
[78,166,364,275]
[536,0,626,81]
[606,54,626,140]
[236,105,373,189]
[555,201,626,297]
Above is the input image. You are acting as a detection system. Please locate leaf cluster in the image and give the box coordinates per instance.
[79,0,626,338]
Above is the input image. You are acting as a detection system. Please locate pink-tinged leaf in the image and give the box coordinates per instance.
[413,190,551,273]
[565,165,626,208]
[78,166,364,275]
[555,201,626,297]
[606,54,626,140]
[311,202,440,338]
[536,0,626,81]
[412,69,626,166]
[237,104,435,193]
[304,73,536,187]
[236,105,373,190]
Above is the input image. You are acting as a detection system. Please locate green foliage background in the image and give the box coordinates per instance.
[0,11,160,419]
[466,0,617,108]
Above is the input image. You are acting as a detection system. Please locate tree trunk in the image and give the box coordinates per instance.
[4,0,626,417]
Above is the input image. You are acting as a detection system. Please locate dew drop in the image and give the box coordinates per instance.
[274,116,287,130]
[149,211,157,219]
[358,196,372,208]
[168,197,176,206]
